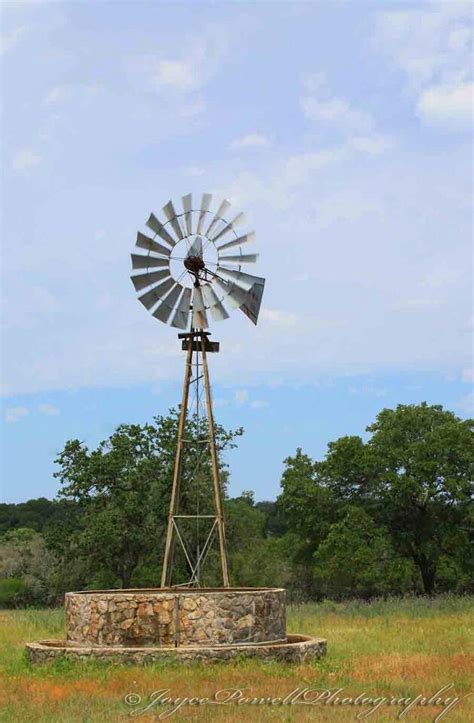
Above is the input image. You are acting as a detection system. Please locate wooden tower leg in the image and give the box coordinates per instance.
[200,336,230,588]
[160,338,193,588]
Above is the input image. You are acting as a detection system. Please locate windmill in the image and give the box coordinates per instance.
[130,193,265,589]
[26,193,326,666]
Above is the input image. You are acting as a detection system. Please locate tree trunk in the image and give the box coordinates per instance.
[121,566,133,589]
[416,554,436,594]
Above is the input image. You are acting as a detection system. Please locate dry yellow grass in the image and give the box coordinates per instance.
[0,596,472,722]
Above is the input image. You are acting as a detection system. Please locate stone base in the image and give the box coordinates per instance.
[64,588,286,647]
[26,634,327,665]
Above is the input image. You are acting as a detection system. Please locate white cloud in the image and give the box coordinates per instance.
[301,72,375,134]
[44,83,102,106]
[4,406,30,423]
[462,368,474,383]
[213,398,229,409]
[234,389,248,405]
[11,148,42,173]
[448,25,471,52]
[349,134,396,155]
[183,165,205,177]
[135,23,232,97]
[282,147,349,187]
[226,135,394,212]
[233,391,268,408]
[374,5,471,88]
[261,309,299,329]
[250,400,269,409]
[155,60,197,92]
[349,384,387,398]
[230,133,271,150]
[178,98,207,118]
[455,391,474,415]
[0,25,26,55]
[302,95,374,134]
[416,82,473,127]
[395,297,443,311]
[374,5,472,130]
[38,403,59,416]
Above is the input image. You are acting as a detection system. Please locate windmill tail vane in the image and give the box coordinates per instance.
[130,193,265,588]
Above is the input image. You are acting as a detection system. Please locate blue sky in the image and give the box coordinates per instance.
[1,0,472,504]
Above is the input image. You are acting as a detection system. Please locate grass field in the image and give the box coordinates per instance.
[0,595,472,722]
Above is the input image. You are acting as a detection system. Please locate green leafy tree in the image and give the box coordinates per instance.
[313,507,416,599]
[224,494,292,588]
[0,528,56,606]
[52,410,242,588]
[280,403,473,596]
[0,497,69,534]
[366,403,473,594]
[276,448,336,597]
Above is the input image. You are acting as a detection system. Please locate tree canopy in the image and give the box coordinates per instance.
[1,402,471,605]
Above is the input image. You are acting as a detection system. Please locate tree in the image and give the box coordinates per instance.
[0,528,56,606]
[52,410,242,588]
[224,494,292,588]
[313,507,415,599]
[311,403,472,595]
[0,497,63,534]
[255,500,287,537]
[277,403,472,597]
[366,403,473,594]
[276,449,336,597]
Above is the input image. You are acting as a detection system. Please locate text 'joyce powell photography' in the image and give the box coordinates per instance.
[124,683,472,720]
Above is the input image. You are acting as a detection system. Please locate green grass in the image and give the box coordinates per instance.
[0,595,473,722]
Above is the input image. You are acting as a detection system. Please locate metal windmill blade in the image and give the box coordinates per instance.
[137,277,174,311]
[136,231,171,257]
[187,236,203,259]
[206,198,231,238]
[146,213,176,248]
[215,267,262,292]
[153,283,183,324]
[171,287,192,329]
[131,269,170,292]
[162,200,185,241]
[130,192,265,328]
[213,277,248,309]
[209,211,246,244]
[192,286,208,329]
[201,282,229,322]
[131,254,170,270]
[182,193,193,236]
[218,253,259,265]
[216,232,256,252]
[196,193,212,235]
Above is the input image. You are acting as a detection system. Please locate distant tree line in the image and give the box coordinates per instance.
[0,403,472,607]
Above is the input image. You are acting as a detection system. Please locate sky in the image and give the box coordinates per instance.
[1,0,472,504]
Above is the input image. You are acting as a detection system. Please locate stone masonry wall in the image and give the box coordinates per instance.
[65,589,286,648]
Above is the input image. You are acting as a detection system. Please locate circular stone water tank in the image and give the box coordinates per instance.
[65,588,286,648]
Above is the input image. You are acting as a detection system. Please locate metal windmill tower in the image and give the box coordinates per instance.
[130,193,265,589]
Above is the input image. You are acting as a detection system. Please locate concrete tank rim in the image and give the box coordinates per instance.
[66,587,286,595]
[27,633,323,652]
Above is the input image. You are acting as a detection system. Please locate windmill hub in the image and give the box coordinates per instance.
[183,254,205,274]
